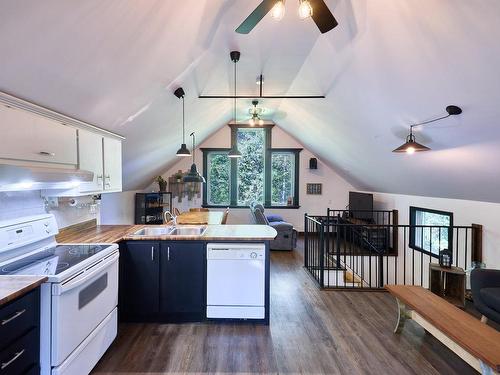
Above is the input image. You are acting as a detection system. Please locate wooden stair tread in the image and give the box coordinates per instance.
[344,270,362,284]
[386,285,500,372]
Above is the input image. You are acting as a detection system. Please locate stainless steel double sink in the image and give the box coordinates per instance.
[132,225,207,237]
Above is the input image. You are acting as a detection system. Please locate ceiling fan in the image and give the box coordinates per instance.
[236,0,338,34]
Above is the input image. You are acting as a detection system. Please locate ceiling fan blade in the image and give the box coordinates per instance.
[236,0,276,34]
[309,0,338,34]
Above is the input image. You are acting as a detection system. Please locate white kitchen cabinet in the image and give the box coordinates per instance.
[78,129,104,193]
[0,105,77,165]
[103,137,122,192]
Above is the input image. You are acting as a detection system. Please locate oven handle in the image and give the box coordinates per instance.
[54,252,119,295]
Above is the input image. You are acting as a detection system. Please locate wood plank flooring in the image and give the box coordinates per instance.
[92,242,476,375]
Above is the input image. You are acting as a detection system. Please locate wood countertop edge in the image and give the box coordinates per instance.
[0,276,48,307]
[57,225,277,244]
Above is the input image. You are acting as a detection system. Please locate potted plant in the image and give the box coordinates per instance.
[155,176,167,192]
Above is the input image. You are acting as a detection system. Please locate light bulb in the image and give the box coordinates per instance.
[406,147,415,155]
[249,118,255,126]
[271,0,285,20]
[258,119,264,125]
[298,0,313,19]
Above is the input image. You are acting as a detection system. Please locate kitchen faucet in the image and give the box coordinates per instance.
[163,210,177,225]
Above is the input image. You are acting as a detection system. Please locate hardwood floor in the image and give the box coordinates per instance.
[92,243,476,375]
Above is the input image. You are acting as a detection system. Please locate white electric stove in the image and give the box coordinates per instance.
[0,214,119,375]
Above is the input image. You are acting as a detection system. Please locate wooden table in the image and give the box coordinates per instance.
[176,211,224,225]
[386,285,500,374]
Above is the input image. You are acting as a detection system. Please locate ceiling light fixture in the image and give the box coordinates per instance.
[249,100,264,126]
[228,51,243,158]
[393,105,462,154]
[298,0,313,19]
[182,132,206,183]
[271,0,286,20]
[174,87,191,157]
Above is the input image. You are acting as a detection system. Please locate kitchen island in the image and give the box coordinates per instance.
[57,222,276,324]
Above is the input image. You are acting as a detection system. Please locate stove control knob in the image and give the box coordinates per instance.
[250,252,257,259]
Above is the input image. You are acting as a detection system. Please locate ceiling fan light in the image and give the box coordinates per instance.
[271,0,286,20]
[249,118,255,126]
[298,0,313,19]
[258,118,264,125]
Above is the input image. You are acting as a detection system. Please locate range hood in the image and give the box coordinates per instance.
[0,164,94,191]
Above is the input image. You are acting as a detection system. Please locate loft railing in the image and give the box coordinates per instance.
[304,212,482,290]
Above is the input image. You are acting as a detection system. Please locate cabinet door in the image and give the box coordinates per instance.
[0,105,77,165]
[78,130,104,193]
[120,242,159,316]
[160,242,205,318]
[103,137,122,192]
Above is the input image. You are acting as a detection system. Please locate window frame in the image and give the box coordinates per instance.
[409,206,454,257]
[202,125,301,208]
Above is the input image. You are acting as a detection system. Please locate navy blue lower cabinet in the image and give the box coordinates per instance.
[0,289,41,375]
[160,242,205,322]
[119,241,160,320]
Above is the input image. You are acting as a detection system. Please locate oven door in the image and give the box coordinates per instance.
[50,251,119,366]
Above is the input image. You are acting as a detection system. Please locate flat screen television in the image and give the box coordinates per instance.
[349,192,373,221]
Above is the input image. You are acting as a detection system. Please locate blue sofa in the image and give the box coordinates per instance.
[250,203,297,251]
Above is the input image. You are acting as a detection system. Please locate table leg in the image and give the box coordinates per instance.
[394,298,412,333]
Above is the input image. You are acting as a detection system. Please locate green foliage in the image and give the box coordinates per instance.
[207,153,230,205]
[271,153,294,205]
[206,128,296,207]
[237,129,265,205]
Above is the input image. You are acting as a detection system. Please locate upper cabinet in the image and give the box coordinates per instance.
[103,137,122,192]
[0,105,77,165]
[0,93,124,195]
[78,130,122,194]
[78,130,104,193]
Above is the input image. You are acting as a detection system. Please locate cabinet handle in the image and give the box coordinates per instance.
[1,309,26,325]
[1,349,25,370]
[167,246,170,261]
[97,175,103,180]
[105,175,111,179]
[151,246,154,261]
[39,151,55,156]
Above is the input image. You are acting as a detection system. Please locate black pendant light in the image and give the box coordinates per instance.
[228,51,242,158]
[174,87,191,157]
[393,105,462,154]
[183,132,206,183]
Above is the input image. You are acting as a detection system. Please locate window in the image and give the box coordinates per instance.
[271,152,295,206]
[409,206,453,256]
[236,128,266,205]
[202,125,301,208]
[206,150,230,206]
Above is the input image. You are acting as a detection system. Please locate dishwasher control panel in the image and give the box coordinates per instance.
[206,243,265,260]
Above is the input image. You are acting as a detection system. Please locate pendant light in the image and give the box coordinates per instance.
[271,0,286,20]
[393,105,462,154]
[174,87,191,157]
[182,132,206,183]
[228,51,242,158]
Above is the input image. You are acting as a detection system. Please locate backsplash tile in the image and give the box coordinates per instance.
[0,191,99,228]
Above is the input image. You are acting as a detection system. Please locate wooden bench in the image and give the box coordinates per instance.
[386,285,500,374]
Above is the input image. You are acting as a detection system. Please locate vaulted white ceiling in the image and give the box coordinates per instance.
[1,1,499,202]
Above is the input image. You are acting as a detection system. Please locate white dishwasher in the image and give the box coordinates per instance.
[207,243,266,319]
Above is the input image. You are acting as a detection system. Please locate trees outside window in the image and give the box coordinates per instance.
[409,206,454,255]
[202,125,301,208]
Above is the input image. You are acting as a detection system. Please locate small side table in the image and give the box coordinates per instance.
[429,263,466,308]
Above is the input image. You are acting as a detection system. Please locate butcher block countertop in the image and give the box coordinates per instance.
[0,275,47,307]
[56,224,277,243]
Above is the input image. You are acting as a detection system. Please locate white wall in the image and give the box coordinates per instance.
[0,191,99,228]
[100,190,142,225]
[369,192,500,269]
[142,124,355,231]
